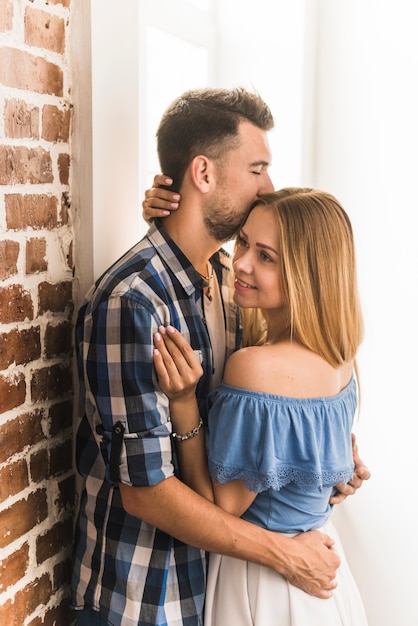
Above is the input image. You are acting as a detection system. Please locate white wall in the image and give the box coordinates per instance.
[71,0,93,310]
[215,0,307,189]
[91,0,141,279]
[305,2,418,625]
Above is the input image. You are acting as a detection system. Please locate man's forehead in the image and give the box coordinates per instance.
[238,134,272,167]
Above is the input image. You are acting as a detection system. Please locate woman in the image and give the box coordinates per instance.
[153,188,368,625]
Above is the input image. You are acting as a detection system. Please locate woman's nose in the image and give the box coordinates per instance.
[233,252,252,273]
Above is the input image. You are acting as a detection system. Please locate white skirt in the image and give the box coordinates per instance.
[204,520,368,626]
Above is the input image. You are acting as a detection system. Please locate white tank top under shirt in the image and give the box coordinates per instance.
[202,264,226,391]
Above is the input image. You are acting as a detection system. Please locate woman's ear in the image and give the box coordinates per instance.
[189,155,213,193]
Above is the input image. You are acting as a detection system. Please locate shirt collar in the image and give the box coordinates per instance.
[146,220,205,296]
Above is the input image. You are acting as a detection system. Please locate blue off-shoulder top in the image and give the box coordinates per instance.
[206,377,357,533]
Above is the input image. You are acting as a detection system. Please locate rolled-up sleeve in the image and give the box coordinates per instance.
[83,293,174,487]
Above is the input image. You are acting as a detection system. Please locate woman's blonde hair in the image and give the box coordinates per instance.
[238,188,364,368]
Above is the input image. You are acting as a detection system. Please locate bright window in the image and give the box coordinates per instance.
[141,26,210,187]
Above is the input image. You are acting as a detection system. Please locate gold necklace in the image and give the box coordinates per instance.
[198,265,214,301]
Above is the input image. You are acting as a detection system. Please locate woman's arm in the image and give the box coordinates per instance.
[142,174,181,223]
[212,478,256,517]
[153,325,213,501]
[154,327,258,513]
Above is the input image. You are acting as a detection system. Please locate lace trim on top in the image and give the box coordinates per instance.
[209,461,354,494]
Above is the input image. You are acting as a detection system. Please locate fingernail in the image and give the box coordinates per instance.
[154,348,160,355]
[166,325,175,333]
[170,203,179,209]
[158,325,166,334]
[165,178,173,184]
[163,210,171,215]
[154,332,161,341]
[172,194,180,201]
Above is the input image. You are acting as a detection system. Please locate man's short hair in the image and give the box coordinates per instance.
[156,87,274,191]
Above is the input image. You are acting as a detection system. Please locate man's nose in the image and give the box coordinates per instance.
[258,172,274,195]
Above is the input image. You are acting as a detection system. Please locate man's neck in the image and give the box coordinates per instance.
[162,212,221,276]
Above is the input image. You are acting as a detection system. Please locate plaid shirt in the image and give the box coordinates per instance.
[71,221,241,626]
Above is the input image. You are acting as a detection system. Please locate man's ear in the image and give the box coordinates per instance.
[190,155,214,193]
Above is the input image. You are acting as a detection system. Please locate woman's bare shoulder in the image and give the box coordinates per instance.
[223,343,353,397]
[223,345,279,390]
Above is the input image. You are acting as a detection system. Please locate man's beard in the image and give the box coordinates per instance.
[203,190,251,243]
[204,212,243,242]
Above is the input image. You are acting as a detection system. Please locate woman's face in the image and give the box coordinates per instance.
[232,204,286,313]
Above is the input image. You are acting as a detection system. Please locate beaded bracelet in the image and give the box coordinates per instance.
[171,417,203,442]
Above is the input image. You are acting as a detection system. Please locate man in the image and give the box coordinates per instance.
[72,87,369,626]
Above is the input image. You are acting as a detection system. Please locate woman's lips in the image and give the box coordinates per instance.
[234,277,256,291]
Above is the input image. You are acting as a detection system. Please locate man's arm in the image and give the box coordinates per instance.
[330,433,371,504]
[119,477,340,599]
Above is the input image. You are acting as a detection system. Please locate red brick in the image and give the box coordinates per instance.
[0,146,53,185]
[0,0,73,620]
[4,99,40,139]
[60,191,71,226]
[0,0,13,32]
[0,239,19,280]
[0,284,34,323]
[6,194,58,230]
[26,237,48,274]
[0,372,26,414]
[44,321,71,358]
[0,573,52,626]
[30,438,75,485]
[30,448,49,484]
[49,438,72,477]
[38,281,72,314]
[67,240,73,269]
[0,326,41,369]
[28,599,75,626]
[55,474,76,514]
[53,556,72,591]
[30,363,72,402]
[47,0,71,7]
[0,543,30,593]
[58,152,70,184]
[0,458,29,502]
[0,47,63,96]
[0,411,44,464]
[25,7,66,54]
[49,400,73,436]
[42,104,71,142]
[36,516,73,564]
[0,489,48,549]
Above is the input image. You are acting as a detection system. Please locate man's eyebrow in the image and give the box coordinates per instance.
[249,160,271,167]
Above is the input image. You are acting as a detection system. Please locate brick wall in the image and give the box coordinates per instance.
[0,1,75,624]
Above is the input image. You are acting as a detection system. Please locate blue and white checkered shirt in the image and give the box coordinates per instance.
[71,221,241,626]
